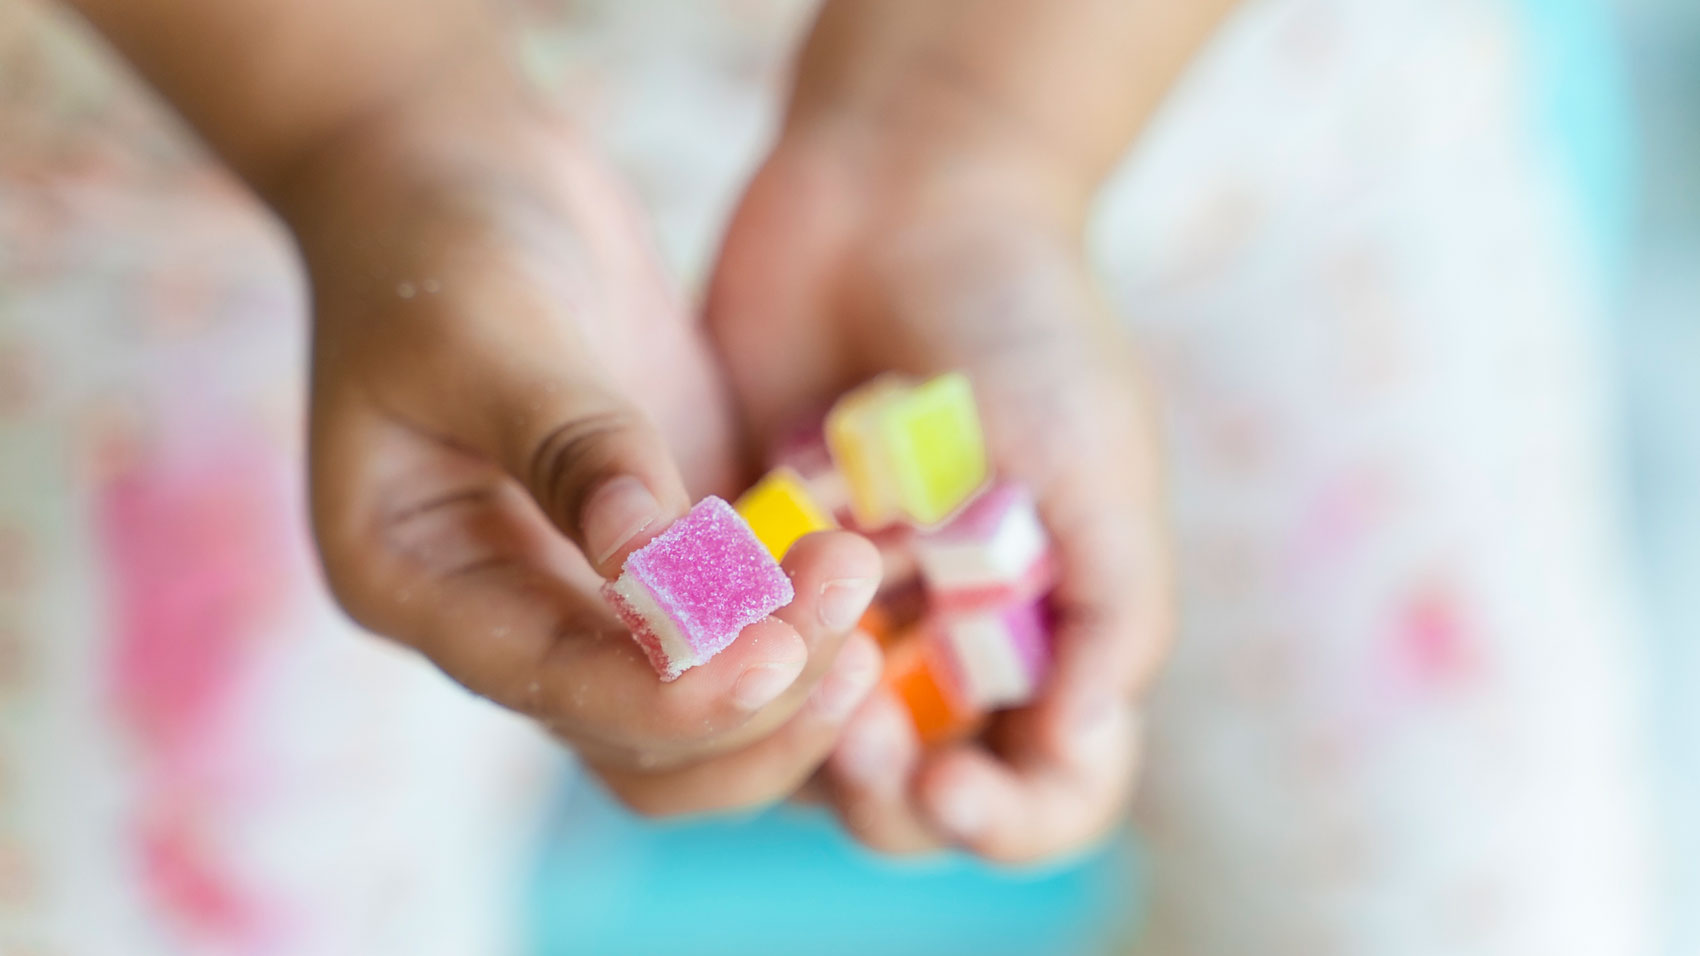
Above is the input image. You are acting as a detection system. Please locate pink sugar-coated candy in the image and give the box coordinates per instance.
[602,496,795,681]
[916,482,1056,614]
[935,597,1053,709]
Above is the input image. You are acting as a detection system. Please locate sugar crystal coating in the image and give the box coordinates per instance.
[604,496,794,680]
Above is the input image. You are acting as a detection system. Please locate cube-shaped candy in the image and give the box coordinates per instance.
[883,633,982,745]
[935,598,1052,709]
[915,482,1056,613]
[734,467,837,560]
[603,496,794,681]
[857,603,900,648]
[825,372,989,530]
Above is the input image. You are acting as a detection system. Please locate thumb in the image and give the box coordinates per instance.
[481,376,694,578]
[526,400,693,576]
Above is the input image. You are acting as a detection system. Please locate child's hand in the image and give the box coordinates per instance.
[282,101,883,814]
[70,0,1218,837]
[708,130,1171,861]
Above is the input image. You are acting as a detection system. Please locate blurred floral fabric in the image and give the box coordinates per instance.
[1100,2,1651,950]
[0,0,1656,954]
[0,3,560,954]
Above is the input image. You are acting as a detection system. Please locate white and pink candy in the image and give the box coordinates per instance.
[602,496,794,681]
[914,482,1055,613]
[935,598,1052,709]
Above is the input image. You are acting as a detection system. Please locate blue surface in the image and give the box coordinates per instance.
[1515,0,1636,284]
[527,779,1139,956]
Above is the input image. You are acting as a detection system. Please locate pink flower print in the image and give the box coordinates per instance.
[1389,584,1481,694]
[97,433,301,949]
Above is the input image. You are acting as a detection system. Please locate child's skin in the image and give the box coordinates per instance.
[67,0,1236,862]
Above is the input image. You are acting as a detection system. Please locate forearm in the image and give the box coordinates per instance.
[786,0,1239,213]
[65,0,523,201]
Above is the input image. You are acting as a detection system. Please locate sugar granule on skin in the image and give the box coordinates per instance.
[602,496,794,681]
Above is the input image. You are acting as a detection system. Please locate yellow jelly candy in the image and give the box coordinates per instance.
[826,372,988,529]
[733,467,837,560]
[825,376,908,529]
[888,373,988,525]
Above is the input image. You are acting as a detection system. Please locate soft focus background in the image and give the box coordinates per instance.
[1616,0,1700,951]
[0,0,1694,954]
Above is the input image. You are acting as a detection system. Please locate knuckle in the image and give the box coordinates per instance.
[527,408,642,529]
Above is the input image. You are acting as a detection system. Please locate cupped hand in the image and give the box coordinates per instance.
[707,130,1171,861]
[281,98,882,815]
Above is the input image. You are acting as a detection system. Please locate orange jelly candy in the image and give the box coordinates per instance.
[882,635,982,746]
[857,603,901,648]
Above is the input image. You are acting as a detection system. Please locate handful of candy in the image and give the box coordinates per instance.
[603,372,1056,745]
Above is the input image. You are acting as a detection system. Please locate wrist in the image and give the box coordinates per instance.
[268,83,619,296]
[781,66,1100,235]
[261,64,556,234]
[775,100,1093,242]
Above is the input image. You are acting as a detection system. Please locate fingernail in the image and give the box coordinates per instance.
[582,475,662,566]
[809,633,881,721]
[929,780,986,839]
[731,659,805,711]
[818,577,879,633]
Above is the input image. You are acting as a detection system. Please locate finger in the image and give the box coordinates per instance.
[729,530,882,735]
[311,400,877,765]
[544,528,879,762]
[598,630,883,817]
[1043,475,1172,711]
[790,774,832,807]
[824,689,948,856]
[491,379,694,578]
[920,326,1161,864]
[1015,343,1172,708]
[365,284,696,578]
[917,702,1143,864]
[931,367,1159,863]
